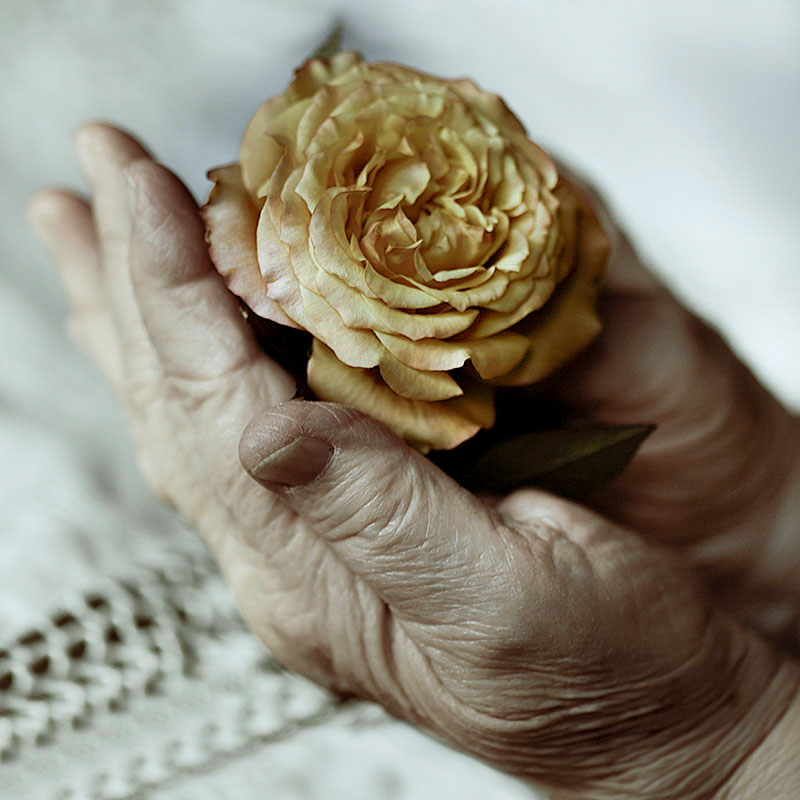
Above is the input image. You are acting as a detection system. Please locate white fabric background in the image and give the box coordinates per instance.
[1,1,799,797]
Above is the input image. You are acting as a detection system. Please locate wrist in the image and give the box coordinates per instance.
[717,662,800,799]
[632,614,799,800]
[547,613,800,800]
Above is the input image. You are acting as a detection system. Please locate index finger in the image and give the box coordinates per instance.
[126,158,294,396]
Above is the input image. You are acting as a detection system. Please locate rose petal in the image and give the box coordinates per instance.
[367,158,432,209]
[308,341,494,452]
[296,151,331,213]
[255,184,315,330]
[362,262,442,309]
[494,199,608,386]
[448,78,529,139]
[378,350,463,402]
[493,153,525,210]
[312,266,480,340]
[274,172,386,368]
[265,97,314,153]
[304,189,481,340]
[492,227,530,273]
[313,189,443,310]
[299,288,383,367]
[240,96,288,197]
[375,329,530,379]
[405,270,510,313]
[288,51,364,100]
[469,275,557,337]
[296,85,349,153]
[495,278,601,386]
[203,165,299,328]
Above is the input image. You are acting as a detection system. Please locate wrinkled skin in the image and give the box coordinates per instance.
[28,124,800,799]
[545,188,800,647]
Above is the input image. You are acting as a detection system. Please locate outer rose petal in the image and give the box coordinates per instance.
[287,51,364,101]
[493,185,610,386]
[308,341,494,453]
[203,165,299,328]
[239,96,288,197]
[447,78,529,138]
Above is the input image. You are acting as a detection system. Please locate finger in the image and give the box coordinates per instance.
[545,178,716,425]
[543,172,696,422]
[557,166,663,296]
[602,226,666,295]
[548,288,703,423]
[126,159,289,388]
[73,123,156,356]
[27,188,124,386]
[73,122,151,266]
[27,189,101,311]
[497,486,607,543]
[238,401,507,626]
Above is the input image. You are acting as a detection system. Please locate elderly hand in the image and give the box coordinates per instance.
[29,124,800,799]
[546,176,800,649]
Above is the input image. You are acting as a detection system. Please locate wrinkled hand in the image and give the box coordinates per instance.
[29,124,800,799]
[547,176,800,647]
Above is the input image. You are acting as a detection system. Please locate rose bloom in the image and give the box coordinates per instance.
[204,53,609,452]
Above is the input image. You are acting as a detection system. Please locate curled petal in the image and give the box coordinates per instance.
[254,191,314,330]
[375,329,530,379]
[405,269,510,313]
[313,266,480,340]
[378,351,463,401]
[494,195,609,386]
[494,272,601,386]
[368,158,432,209]
[298,285,385,368]
[448,79,526,132]
[362,261,442,310]
[239,96,288,197]
[308,341,494,452]
[288,51,365,101]
[469,275,557,337]
[203,165,299,328]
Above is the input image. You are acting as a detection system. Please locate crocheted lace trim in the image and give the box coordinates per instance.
[0,541,385,799]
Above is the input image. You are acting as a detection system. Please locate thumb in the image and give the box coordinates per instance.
[238,400,506,625]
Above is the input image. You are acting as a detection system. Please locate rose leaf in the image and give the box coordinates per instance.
[457,424,655,499]
[311,23,344,60]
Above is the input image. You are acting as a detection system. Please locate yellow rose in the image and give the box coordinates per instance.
[204,53,609,452]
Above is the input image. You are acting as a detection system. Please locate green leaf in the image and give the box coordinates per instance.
[310,23,344,60]
[458,424,655,499]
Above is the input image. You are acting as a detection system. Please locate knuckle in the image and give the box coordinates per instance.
[473,523,600,662]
